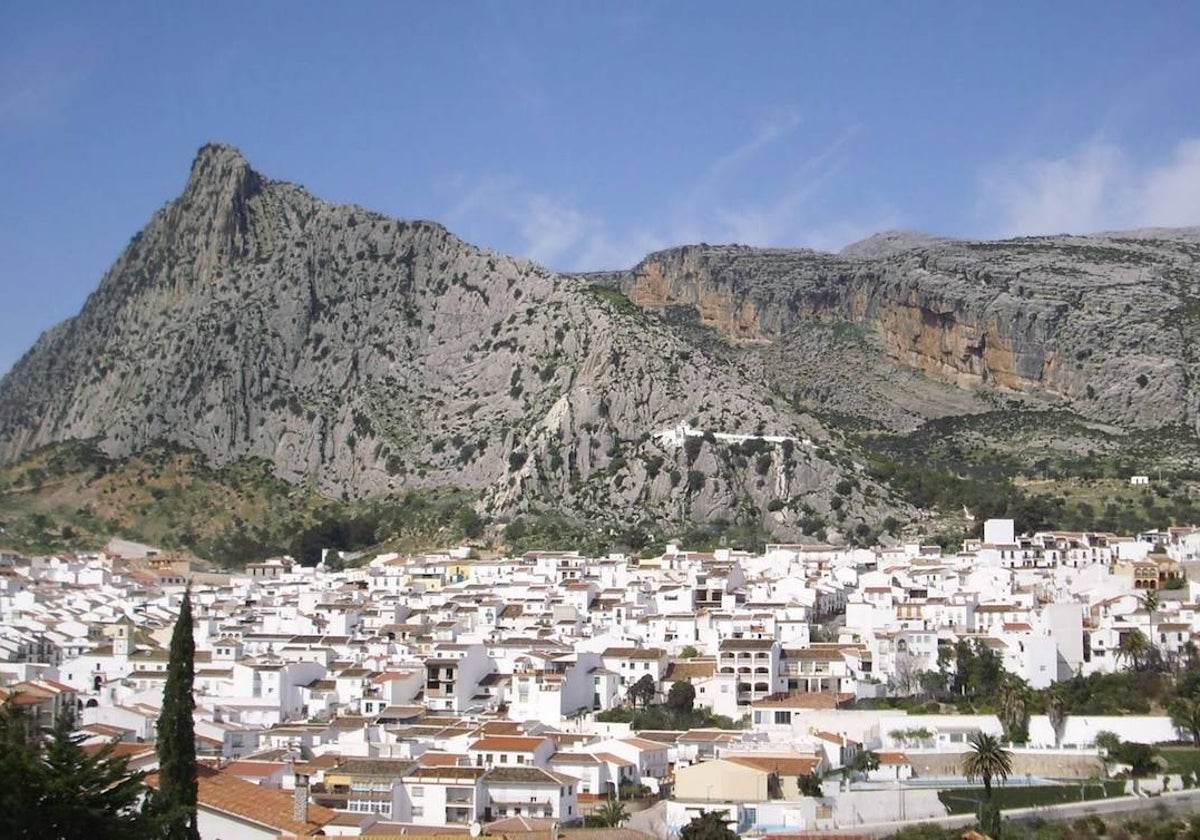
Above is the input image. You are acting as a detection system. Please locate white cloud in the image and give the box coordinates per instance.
[438,114,886,270]
[1136,138,1200,228]
[982,137,1200,237]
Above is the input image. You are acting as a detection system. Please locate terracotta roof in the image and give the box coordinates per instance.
[334,757,415,777]
[602,647,667,660]
[468,735,550,752]
[725,754,821,775]
[485,766,575,785]
[223,760,285,777]
[718,638,775,651]
[407,766,487,781]
[80,742,156,760]
[147,766,335,836]
[665,660,716,681]
[752,691,855,709]
[592,752,635,767]
[620,737,667,751]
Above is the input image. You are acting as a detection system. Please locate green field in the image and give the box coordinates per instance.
[1159,746,1200,774]
[937,781,1125,815]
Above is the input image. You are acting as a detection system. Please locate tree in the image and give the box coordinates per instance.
[796,772,824,797]
[996,674,1031,743]
[1170,696,1200,746]
[667,679,696,715]
[680,810,738,840]
[0,702,154,840]
[1140,590,1160,645]
[592,797,629,827]
[850,749,881,777]
[679,645,700,659]
[1117,629,1151,672]
[627,674,657,708]
[0,699,46,838]
[39,711,154,839]
[890,652,930,696]
[1046,686,1068,749]
[153,587,200,840]
[961,732,1013,798]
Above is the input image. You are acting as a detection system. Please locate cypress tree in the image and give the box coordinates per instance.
[155,586,200,840]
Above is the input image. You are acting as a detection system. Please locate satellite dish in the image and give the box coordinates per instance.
[470,822,483,838]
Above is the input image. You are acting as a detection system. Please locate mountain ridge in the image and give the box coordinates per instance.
[0,144,906,543]
[3,143,1199,550]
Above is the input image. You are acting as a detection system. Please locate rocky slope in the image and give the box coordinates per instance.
[0,145,904,541]
[597,231,1200,432]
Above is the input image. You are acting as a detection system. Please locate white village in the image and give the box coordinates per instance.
[5,514,1200,839]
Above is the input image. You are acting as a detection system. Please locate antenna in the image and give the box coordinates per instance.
[470,821,483,838]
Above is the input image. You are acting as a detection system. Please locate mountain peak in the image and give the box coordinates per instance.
[183,142,262,201]
[189,142,251,177]
[838,230,946,259]
[178,143,264,255]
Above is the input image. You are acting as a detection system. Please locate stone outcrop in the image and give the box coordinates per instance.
[605,232,1200,431]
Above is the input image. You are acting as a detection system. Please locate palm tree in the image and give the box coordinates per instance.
[593,797,629,827]
[1140,590,1160,664]
[1182,640,1199,672]
[1046,687,1068,749]
[1140,590,1159,641]
[961,732,1013,798]
[996,674,1031,743]
[1117,629,1151,671]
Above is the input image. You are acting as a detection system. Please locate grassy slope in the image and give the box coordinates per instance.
[854,408,1200,537]
[0,440,480,564]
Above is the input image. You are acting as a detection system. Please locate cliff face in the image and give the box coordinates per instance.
[6,143,1196,545]
[614,233,1200,431]
[0,145,903,538]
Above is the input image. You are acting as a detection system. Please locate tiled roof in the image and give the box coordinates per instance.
[147,766,335,836]
[484,766,575,785]
[468,735,550,752]
[664,659,716,681]
[334,757,415,777]
[725,754,821,775]
[718,638,775,651]
[751,691,855,709]
[407,766,487,781]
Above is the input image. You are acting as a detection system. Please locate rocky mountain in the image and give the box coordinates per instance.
[598,229,1200,432]
[3,143,1198,549]
[0,145,903,543]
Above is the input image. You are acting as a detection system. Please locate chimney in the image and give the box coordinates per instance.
[294,770,310,824]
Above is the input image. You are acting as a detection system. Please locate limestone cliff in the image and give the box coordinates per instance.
[605,232,1200,431]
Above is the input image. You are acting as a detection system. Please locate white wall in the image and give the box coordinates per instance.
[1027,715,1178,747]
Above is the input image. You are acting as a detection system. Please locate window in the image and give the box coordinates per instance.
[412,806,424,817]
[412,786,424,797]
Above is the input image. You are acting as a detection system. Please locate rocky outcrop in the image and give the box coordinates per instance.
[608,233,1200,430]
[0,145,903,539]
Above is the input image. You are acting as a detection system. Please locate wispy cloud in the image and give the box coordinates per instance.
[981,137,1200,237]
[439,112,885,270]
[685,107,804,206]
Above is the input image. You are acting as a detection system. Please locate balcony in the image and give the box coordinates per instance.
[447,807,474,824]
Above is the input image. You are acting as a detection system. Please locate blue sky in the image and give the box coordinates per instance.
[2,2,1200,375]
